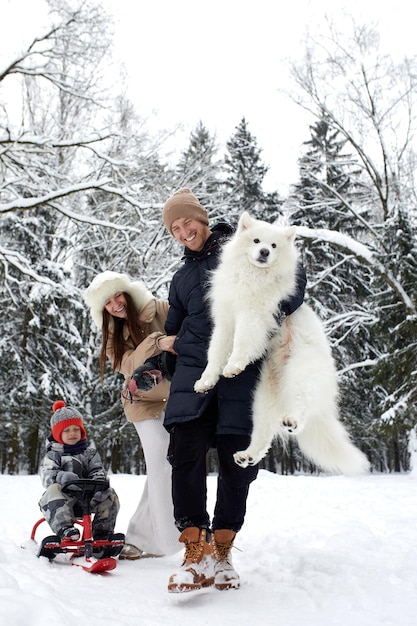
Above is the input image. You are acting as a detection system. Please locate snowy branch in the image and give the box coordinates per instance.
[311,176,385,246]
[0,181,157,231]
[0,247,55,285]
[48,198,150,234]
[338,358,378,376]
[296,226,416,315]
[0,133,115,149]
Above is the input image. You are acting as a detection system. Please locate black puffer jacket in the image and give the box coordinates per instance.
[164,223,307,435]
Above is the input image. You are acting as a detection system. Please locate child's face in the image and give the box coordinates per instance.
[61,425,82,445]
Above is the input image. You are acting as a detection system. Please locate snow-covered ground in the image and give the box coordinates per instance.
[1,470,416,626]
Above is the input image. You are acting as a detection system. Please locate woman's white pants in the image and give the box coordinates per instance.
[125,414,180,555]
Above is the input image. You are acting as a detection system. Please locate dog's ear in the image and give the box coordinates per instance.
[237,211,254,233]
[285,225,298,243]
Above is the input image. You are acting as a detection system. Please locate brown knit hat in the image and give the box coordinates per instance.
[163,188,209,234]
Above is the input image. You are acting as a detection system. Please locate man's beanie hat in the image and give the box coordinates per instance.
[51,400,87,444]
[83,271,154,328]
[163,188,209,234]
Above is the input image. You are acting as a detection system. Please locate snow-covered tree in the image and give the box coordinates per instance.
[0,0,118,472]
[72,95,177,472]
[287,114,378,467]
[173,121,224,214]
[0,0,173,472]
[223,117,283,225]
[289,20,417,470]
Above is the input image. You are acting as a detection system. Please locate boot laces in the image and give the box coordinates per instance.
[212,539,233,562]
[183,534,205,564]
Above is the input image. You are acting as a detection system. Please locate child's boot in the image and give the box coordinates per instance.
[59,526,80,542]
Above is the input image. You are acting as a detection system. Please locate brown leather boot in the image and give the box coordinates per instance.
[168,527,215,593]
[211,529,240,590]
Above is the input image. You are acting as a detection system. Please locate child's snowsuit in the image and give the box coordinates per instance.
[39,438,119,538]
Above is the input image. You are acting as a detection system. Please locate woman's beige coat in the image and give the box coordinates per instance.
[106,299,171,422]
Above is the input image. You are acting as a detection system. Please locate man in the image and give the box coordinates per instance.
[158,189,306,593]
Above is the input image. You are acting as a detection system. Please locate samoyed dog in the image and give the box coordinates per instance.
[194,212,369,475]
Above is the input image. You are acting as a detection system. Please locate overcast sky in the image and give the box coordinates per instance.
[101,0,417,193]
[3,0,415,194]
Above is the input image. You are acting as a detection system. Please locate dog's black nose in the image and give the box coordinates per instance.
[259,248,269,258]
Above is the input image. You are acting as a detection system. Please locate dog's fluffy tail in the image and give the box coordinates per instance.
[294,415,370,476]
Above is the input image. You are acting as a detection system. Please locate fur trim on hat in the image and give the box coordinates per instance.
[83,271,154,328]
[163,188,209,234]
[51,400,86,444]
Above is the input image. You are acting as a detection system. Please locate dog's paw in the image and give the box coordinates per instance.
[280,417,303,434]
[222,360,246,378]
[233,451,251,467]
[233,450,261,467]
[194,376,217,393]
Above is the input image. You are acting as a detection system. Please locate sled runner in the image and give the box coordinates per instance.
[31,478,125,573]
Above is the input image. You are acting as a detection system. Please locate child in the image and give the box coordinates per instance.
[38,400,120,542]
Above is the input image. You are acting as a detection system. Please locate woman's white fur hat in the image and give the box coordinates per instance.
[83,271,154,328]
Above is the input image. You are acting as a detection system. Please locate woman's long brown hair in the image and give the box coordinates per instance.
[99,292,145,381]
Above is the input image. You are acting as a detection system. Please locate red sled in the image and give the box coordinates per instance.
[31,478,124,573]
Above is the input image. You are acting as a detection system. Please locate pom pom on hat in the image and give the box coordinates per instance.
[52,400,66,412]
[51,400,86,444]
[163,188,209,234]
[83,271,154,328]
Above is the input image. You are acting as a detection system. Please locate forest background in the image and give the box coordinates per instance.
[0,0,416,477]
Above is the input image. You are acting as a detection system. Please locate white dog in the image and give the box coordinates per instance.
[194,212,369,475]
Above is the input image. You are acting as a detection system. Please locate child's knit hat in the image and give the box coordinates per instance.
[51,400,87,444]
[162,188,209,234]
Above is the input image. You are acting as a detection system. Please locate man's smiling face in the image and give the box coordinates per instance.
[171,217,211,252]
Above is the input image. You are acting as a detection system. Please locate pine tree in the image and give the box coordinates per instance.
[174,121,223,213]
[371,207,417,470]
[223,117,283,225]
[287,114,377,469]
[290,21,417,470]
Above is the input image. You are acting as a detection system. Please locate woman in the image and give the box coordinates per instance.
[83,270,180,560]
